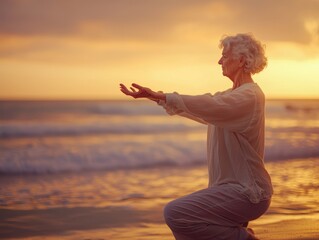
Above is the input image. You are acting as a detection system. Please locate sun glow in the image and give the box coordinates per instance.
[0,1,319,100]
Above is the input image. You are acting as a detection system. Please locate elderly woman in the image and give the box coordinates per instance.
[120,33,273,240]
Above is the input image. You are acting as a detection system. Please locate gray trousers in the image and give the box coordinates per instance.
[164,184,270,240]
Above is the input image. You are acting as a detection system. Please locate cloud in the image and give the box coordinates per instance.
[0,0,319,65]
[1,1,319,99]
[0,0,318,44]
[227,0,319,44]
[0,0,202,40]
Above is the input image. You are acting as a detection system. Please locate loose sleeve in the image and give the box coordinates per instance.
[162,87,257,132]
[158,96,208,125]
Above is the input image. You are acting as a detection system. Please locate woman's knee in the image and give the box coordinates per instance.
[163,199,178,224]
[164,197,190,229]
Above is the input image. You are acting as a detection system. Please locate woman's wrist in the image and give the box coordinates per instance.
[154,92,166,102]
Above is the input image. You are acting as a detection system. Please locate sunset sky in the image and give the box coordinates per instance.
[0,0,319,100]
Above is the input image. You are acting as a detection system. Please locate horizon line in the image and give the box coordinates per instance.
[1,97,319,102]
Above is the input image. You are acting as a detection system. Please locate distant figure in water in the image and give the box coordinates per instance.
[120,33,273,240]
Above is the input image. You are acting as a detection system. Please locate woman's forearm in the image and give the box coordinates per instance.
[147,91,166,103]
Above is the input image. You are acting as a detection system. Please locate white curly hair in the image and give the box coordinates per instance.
[219,33,267,74]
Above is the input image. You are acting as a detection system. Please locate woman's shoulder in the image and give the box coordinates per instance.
[234,83,264,99]
[209,83,264,105]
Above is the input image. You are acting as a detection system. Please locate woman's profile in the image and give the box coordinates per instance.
[120,33,273,240]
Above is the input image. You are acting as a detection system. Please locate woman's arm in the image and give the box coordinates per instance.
[165,88,257,132]
[119,83,166,103]
[120,83,207,124]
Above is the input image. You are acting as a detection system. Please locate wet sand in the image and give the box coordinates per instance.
[1,158,319,239]
[1,206,319,239]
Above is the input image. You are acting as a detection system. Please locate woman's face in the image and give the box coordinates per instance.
[218,49,242,80]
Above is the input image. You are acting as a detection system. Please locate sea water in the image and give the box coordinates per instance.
[1,99,319,174]
[0,99,319,239]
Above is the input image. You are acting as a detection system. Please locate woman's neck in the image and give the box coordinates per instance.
[231,71,253,89]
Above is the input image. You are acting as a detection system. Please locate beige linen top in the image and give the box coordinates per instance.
[158,83,273,203]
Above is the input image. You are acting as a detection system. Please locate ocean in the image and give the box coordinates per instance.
[0,99,319,239]
[1,99,319,174]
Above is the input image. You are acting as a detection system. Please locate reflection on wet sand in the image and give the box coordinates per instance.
[1,158,319,239]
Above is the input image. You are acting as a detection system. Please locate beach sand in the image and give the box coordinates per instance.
[1,206,319,239]
[1,158,319,240]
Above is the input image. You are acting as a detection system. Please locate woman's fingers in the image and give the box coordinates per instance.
[119,84,132,95]
[119,83,140,99]
[130,87,137,93]
[132,83,144,90]
[120,83,128,89]
[120,83,128,91]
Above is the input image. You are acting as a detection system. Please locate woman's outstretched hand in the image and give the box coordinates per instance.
[119,83,165,102]
[120,83,154,99]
